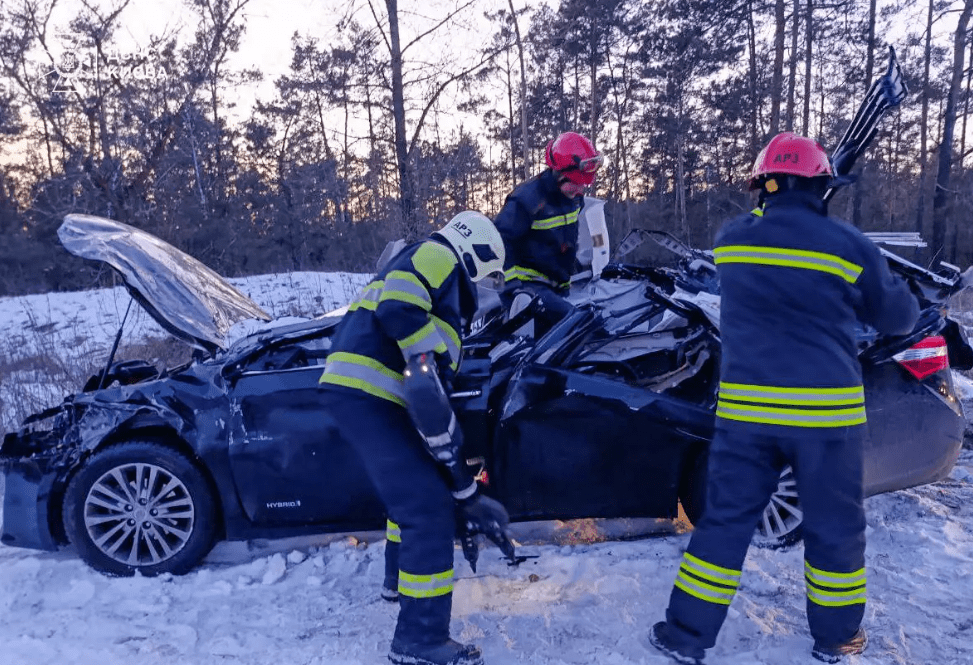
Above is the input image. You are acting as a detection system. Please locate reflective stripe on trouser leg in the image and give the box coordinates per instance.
[785,427,867,646]
[666,428,787,650]
[385,519,401,591]
[322,391,456,646]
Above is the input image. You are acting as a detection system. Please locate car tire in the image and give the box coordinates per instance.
[678,448,708,526]
[63,440,218,576]
[752,466,803,549]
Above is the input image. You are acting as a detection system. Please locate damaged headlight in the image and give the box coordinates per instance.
[20,405,68,434]
[1,405,73,461]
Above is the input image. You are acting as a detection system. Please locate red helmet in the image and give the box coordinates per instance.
[749,132,832,189]
[545,131,602,185]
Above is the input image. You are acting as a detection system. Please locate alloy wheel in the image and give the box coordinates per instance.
[754,466,803,543]
[82,462,196,566]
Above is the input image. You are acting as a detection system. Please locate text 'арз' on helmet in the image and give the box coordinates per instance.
[749,132,833,192]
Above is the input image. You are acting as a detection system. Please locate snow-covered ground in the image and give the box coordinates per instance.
[2,273,972,665]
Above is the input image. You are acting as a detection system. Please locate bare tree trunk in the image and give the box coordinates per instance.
[770,0,786,136]
[507,0,529,180]
[574,63,581,129]
[365,76,379,221]
[589,20,599,159]
[183,108,209,216]
[505,47,516,183]
[341,72,351,229]
[747,0,759,149]
[962,38,973,167]
[606,44,634,201]
[853,0,878,227]
[676,93,687,238]
[915,0,934,236]
[385,0,415,236]
[802,0,813,135]
[932,0,973,261]
[786,0,800,131]
[677,136,687,238]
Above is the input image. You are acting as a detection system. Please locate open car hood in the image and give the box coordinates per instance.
[58,215,271,352]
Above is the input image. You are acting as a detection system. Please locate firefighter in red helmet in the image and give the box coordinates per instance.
[648,133,919,664]
[494,131,602,336]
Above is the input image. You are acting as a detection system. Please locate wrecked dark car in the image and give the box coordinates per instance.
[1,214,969,576]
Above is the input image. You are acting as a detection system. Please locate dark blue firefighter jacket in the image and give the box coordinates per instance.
[320,237,477,407]
[494,169,584,292]
[713,189,920,435]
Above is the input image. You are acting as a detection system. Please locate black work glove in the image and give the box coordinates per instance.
[456,492,515,573]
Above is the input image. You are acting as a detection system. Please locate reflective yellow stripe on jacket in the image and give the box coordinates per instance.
[717,382,866,428]
[504,265,568,289]
[805,561,866,607]
[382,270,433,311]
[530,209,579,231]
[673,552,741,606]
[433,317,462,370]
[320,351,406,407]
[714,245,863,284]
[347,282,382,312]
[397,320,448,358]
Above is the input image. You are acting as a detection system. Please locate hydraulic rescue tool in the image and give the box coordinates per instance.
[403,352,523,572]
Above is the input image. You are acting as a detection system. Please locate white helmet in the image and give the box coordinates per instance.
[435,211,505,282]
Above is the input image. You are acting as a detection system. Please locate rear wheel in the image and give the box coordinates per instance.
[63,440,218,576]
[679,455,804,547]
[752,466,803,548]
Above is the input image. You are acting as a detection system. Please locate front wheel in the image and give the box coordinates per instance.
[63,440,218,576]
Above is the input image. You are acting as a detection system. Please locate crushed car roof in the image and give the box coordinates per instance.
[58,215,271,351]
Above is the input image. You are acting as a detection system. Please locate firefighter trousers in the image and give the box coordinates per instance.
[665,425,867,651]
[320,390,456,647]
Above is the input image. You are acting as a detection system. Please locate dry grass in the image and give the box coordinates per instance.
[0,272,369,439]
[0,331,188,438]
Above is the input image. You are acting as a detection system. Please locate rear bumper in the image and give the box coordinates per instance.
[1,460,59,552]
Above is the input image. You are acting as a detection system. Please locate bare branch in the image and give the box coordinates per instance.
[401,0,479,56]
[407,43,505,154]
[365,0,392,54]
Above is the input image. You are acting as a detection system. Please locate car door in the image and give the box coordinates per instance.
[226,356,384,529]
[487,307,715,522]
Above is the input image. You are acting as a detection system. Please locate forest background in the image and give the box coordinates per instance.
[2,0,973,297]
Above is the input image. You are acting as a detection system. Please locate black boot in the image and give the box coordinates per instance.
[811,628,868,663]
[391,594,474,664]
[647,621,706,665]
[388,639,483,665]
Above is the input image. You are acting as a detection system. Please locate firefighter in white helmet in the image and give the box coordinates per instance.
[319,211,514,665]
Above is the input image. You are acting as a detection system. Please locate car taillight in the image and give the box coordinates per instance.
[893,335,949,380]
